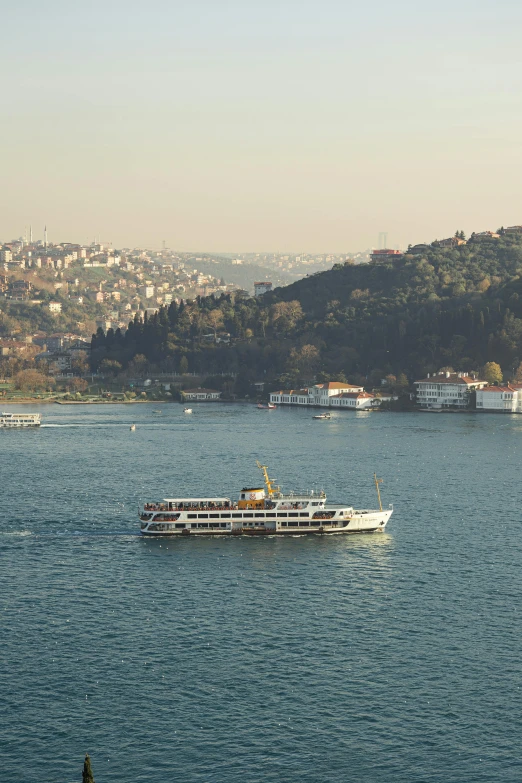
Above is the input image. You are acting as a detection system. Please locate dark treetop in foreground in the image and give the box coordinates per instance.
[82,753,95,783]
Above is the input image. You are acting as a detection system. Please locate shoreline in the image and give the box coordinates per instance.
[2,398,519,414]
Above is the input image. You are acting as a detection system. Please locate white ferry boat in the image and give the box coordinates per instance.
[139,463,393,537]
[0,412,41,428]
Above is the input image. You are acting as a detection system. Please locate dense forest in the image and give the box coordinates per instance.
[90,230,522,389]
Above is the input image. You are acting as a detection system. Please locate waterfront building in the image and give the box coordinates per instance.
[183,388,221,401]
[270,382,364,407]
[329,391,378,409]
[476,385,522,413]
[415,371,487,409]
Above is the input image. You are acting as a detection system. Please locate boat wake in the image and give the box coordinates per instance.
[1,530,33,537]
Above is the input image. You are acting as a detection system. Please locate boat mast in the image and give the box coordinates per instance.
[374,473,383,511]
[256,461,280,497]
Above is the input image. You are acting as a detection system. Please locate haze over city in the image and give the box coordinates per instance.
[3,0,522,252]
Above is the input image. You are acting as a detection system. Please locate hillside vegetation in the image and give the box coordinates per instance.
[90,230,522,387]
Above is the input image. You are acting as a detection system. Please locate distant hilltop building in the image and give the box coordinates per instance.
[0,246,13,264]
[408,244,432,255]
[469,231,500,241]
[369,249,403,263]
[432,236,467,248]
[254,281,272,297]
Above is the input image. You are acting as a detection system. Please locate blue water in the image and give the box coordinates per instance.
[1,403,521,782]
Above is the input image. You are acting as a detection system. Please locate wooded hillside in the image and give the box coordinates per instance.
[90,230,522,387]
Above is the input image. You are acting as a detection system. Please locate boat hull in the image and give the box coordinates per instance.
[140,509,392,537]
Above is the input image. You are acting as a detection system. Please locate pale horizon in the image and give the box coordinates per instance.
[2,0,522,252]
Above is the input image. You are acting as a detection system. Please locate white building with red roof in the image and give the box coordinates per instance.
[329,391,378,409]
[415,371,487,409]
[476,385,522,413]
[270,381,364,407]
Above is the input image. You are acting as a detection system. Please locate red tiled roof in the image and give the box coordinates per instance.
[332,392,374,399]
[415,373,485,385]
[481,386,516,393]
[316,382,363,390]
[273,389,308,395]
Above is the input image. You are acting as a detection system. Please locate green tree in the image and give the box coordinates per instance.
[82,753,95,783]
[483,361,503,385]
[179,355,189,374]
[99,359,123,377]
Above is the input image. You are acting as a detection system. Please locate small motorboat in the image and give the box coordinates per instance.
[152,409,162,414]
[184,408,193,414]
[257,403,276,409]
[130,424,136,431]
[313,413,331,420]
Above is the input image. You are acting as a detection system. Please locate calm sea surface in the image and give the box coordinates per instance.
[1,403,521,782]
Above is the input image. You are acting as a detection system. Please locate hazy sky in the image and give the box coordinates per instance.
[2,0,522,252]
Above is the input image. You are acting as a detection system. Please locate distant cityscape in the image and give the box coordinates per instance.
[0,231,372,336]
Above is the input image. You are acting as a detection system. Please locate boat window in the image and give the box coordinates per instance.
[198,514,208,519]
[198,523,208,528]
[220,523,227,528]
[299,513,309,517]
[188,514,197,519]
[310,520,320,526]
[289,512,299,517]
[299,521,309,527]
[220,514,230,519]
[209,514,219,519]
[281,521,287,527]
[277,513,288,518]
[232,513,242,518]
[241,494,245,499]
[191,523,197,528]
[311,502,319,506]
[243,513,253,518]
[175,523,185,529]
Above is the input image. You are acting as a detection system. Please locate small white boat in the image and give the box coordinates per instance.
[313,413,331,420]
[152,410,162,414]
[257,403,276,409]
[184,408,193,414]
[130,424,136,431]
